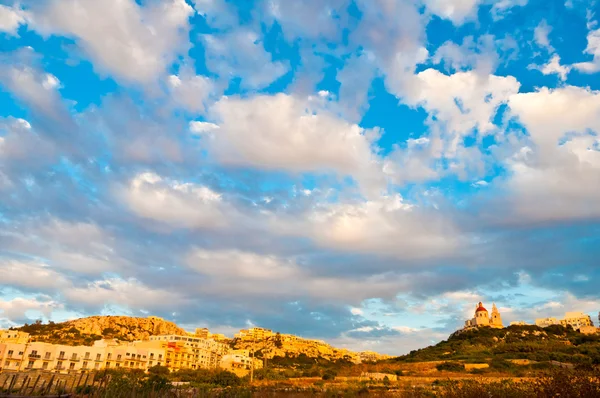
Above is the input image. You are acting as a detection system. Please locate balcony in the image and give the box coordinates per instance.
[70,358,80,362]
[29,354,42,359]
[55,366,65,371]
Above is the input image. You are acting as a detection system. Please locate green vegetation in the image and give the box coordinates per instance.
[13,319,127,346]
[392,324,600,370]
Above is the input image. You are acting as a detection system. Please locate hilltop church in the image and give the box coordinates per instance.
[464,302,503,329]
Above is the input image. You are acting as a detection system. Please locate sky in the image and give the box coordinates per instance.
[0,0,599,356]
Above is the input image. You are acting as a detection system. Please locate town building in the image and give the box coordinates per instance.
[463,302,503,330]
[535,312,594,330]
[510,321,527,326]
[535,317,559,327]
[149,334,229,369]
[560,312,593,329]
[219,351,263,375]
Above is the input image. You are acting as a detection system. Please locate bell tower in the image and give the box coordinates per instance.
[490,303,503,328]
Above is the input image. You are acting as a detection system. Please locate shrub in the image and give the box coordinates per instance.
[148,365,170,377]
[436,362,465,372]
[322,370,337,380]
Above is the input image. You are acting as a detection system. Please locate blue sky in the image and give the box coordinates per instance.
[1,0,600,355]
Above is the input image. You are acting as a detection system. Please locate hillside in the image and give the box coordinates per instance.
[14,316,187,345]
[389,324,600,370]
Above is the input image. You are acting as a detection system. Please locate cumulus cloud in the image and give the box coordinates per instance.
[530,54,571,81]
[270,194,460,259]
[573,24,600,73]
[423,0,482,25]
[202,29,288,89]
[195,93,385,194]
[0,297,62,326]
[30,0,194,83]
[120,172,230,230]
[0,217,125,275]
[534,19,554,52]
[64,277,188,312]
[498,85,600,222]
[185,248,402,304]
[167,68,219,114]
[0,49,71,125]
[0,4,29,35]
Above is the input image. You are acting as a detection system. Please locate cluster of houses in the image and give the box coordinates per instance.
[0,328,261,375]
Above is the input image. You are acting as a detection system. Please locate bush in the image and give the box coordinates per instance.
[147,365,170,377]
[436,362,465,372]
[211,370,242,387]
[322,370,337,380]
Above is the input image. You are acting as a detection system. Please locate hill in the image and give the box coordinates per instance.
[386,325,600,372]
[14,315,187,345]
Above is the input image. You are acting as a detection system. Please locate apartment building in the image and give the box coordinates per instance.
[149,335,229,369]
[535,317,559,327]
[219,351,263,373]
[560,312,594,329]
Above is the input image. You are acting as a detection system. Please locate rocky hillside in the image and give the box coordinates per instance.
[15,316,186,346]
[232,334,389,364]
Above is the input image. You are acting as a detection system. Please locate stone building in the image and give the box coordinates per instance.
[464,302,503,329]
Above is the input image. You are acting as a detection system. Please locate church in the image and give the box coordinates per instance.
[464,302,503,329]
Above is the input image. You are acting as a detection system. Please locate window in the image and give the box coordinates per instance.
[27,360,34,368]
[18,351,23,355]
[7,350,13,357]
[45,352,51,359]
[107,353,112,360]
[4,361,9,367]
[42,362,48,370]
[149,361,153,366]
[71,354,78,360]
[85,352,90,359]
[96,353,101,361]
[117,354,122,360]
[95,363,100,369]
[31,350,38,356]
[69,363,75,370]
[57,360,63,369]
[115,363,120,368]
[82,361,88,369]
[59,351,65,359]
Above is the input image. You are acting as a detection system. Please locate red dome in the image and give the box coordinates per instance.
[476,304,488,312]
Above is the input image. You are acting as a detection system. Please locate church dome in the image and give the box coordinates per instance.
[475,302,488,312]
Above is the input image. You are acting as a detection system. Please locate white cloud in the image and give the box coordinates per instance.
[503,85,600,221]
[168,68,218,114]
[0,297,62,325]
[0,217,123,275]
[197,93,385,193]
[264,0,347,41]
[423,0,481,25]
[185,248,402,303]
[538,54,571,81]
[0,259,70,291]
[271,194,460,259]
[0,51,70,124]
[121,172,229,230]
[534,19,554,52]
[384,69,520,183]
[573,25,600,73]
[64,277,187,311]
[433,35,499,74]
[202,29,288,89]
[31,0,194,83]
[0,4,28,35]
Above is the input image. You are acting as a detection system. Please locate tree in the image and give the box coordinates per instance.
[148,365,170,377]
